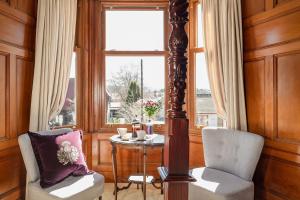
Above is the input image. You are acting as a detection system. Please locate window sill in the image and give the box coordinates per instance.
[51,124,77,130]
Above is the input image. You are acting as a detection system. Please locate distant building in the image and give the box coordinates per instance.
[196,89,224,127]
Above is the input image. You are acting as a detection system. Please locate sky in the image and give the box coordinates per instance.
[106,10,164,51]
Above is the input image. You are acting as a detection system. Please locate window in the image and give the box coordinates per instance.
[104,8,167,125]
[192,3,223,127]
[50,52,76,127]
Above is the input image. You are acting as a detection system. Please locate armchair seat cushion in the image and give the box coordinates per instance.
[28,172,104,200]
[189,167,254,200]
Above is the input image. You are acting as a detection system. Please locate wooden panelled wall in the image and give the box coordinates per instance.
[7,0,300,200]
[0,0,37,199]
[242,0,300,199]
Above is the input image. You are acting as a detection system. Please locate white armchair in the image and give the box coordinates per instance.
[18,128,105,200]
[189,128,264,200]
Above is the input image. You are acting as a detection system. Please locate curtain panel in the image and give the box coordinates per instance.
[202,0,247,131]
[29,0,77,131]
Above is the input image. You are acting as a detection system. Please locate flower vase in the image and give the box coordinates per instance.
[146,119,153,135]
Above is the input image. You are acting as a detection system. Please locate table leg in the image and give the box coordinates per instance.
[137,149,140,190]
[112,144,118,200]
[160,147,164,194]
[143,146,147,200]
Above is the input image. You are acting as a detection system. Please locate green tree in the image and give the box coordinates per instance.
[126,81,141,104]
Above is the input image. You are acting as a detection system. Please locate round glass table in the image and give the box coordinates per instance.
[110,134,165,200]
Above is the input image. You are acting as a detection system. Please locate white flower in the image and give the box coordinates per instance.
[57,140,79,165]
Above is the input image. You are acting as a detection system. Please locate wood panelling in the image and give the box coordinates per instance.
[244,59,266,136]
[0,54,7,140]
[90,132,204,183]
[0,147,25,198]
[0,0,8,4]
[0,0,36,199]
[244,10,300,51]
[242,0,265,18]
[189,134,204,168]
[15,0,36,17]
[92,133,164,183]
[243,0,300,199]
[82,133,92,168]
[275,0,291,7]
[254,155,300,200]
[16,57,33,134]
[277,52,300,143]
[0,13,34,49]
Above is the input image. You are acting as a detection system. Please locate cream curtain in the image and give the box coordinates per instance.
[29,0,77,131]
[202,0,247,131]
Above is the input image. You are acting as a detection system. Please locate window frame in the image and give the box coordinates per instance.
[188,0,223,131]
[98,2,169,132]
[188,0,209,132]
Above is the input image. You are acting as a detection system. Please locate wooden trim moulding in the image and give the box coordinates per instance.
[0,2,35,26]
[243,0,300,28]
[0,42,33,59]
[244,40,300,61]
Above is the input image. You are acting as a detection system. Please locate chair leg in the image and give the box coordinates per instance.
[99,196,102,200]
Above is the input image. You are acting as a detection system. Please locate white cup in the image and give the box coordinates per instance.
[117,128,127,138]
[136,130,146,140]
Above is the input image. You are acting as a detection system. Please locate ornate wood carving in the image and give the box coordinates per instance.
[159,0,195,199]
[168,0,189,119]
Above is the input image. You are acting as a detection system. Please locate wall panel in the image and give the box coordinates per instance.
[244,59,266,136]
[189,134,204,168]
[242,0,265,18]
[244,10,300,50]
[0,13,34,49]
[276,52,300,143]
[0,0,36,199]
[275,0,291,6]
[0,0,8,5]
[16,0,36,17]
[0,147,25,198]
[243,0,300,199]
[0,54,7,140]
[16,57,33,134]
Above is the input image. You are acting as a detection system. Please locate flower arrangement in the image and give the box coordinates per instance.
[144,100,161,120]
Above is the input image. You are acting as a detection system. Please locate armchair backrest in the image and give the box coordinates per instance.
[18,128,72,183]
[202,127,264,181]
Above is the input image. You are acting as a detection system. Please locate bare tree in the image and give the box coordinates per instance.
[106,64,165,123]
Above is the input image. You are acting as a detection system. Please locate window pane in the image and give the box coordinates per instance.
[195,53,222,126]
[105,10,164,51]
[197,4,204,48]
[50,52,76,127]
[106,56,165,124]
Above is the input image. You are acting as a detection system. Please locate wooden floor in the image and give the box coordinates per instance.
[102,183,164,200]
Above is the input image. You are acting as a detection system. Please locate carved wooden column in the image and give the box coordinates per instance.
[158,0,195,199]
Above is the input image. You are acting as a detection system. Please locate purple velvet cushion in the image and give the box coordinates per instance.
[28,130,89,188]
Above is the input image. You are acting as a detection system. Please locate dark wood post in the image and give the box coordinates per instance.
[158,0,196,199]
